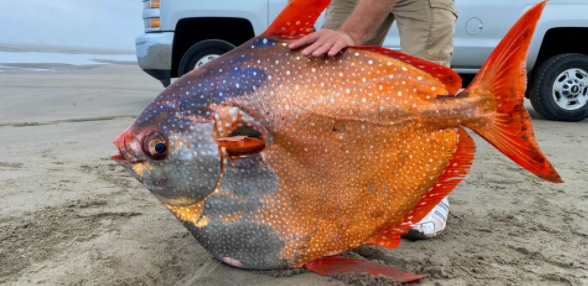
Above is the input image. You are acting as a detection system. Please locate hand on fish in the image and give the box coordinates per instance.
[289,28,357,57]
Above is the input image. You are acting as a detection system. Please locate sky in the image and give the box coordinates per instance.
[0,0,144,51]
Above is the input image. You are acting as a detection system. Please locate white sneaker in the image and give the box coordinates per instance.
[403,197,449,240]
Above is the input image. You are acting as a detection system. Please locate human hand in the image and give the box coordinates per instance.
[289,29,357,57]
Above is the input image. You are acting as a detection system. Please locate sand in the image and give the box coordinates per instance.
[0,63,587,286]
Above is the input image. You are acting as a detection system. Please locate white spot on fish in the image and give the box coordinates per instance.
[222,257,244,268]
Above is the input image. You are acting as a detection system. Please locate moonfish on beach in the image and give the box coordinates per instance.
[112,0,560,281]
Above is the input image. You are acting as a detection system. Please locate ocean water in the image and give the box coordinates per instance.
[0,51,136,66]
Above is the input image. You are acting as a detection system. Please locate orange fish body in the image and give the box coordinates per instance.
[213,45,469,266]
[113,0,559,278]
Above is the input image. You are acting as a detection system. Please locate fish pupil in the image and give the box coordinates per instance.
[155,143,167,154]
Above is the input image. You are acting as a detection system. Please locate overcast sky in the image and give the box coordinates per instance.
[0,0,144,50]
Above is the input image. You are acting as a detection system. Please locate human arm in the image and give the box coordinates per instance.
[289,0,397,57]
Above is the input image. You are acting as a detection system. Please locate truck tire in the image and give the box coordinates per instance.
[178,40,235,77]
[529,53,588,122]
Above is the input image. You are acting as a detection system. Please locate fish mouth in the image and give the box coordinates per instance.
[111,152,144,164]
[111,129,130,162]
[111,153,127,162]
[112,129,139,163]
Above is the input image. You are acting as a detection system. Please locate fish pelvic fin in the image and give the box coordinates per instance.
[304,255,426,283]
[463,0,562,183]
[367,128,475,248]
[263,0,331,39]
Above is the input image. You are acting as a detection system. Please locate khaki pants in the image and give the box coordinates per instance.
[322,0,458,67]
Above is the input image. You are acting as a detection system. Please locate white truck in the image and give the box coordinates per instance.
[136,0,588,122]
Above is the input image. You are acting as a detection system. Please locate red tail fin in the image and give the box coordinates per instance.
[464,1,562,183]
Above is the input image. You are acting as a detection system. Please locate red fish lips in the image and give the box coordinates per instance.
[111,129,141,163]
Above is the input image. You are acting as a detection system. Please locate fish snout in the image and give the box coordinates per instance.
[112,129,137,162]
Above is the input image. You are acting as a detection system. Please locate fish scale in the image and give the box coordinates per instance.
[112,0,560,282]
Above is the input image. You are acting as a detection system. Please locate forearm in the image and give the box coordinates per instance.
[340,0,397,44]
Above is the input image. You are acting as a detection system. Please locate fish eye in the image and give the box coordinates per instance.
[143,132,168,160]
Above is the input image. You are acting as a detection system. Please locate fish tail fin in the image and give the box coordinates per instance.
[463,0,562,183]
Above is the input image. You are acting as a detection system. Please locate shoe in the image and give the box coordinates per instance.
[402,197,449,240]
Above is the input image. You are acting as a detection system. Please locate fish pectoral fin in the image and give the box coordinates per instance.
[304,255,425,283]
[216,136,265,155]
[213,106,270,156]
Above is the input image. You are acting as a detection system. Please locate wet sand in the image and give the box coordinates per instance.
[0,64,587,286]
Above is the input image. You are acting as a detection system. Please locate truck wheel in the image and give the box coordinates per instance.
[178,40,235,77]
[529,53,588,122]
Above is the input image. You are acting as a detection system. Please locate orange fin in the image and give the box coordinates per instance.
[216,136,265,155]
[400,128,475,227]
[462,1,562,183]
[351,46,462,95]
[263,0,331,39]
[304,255,425,283]
[365,231,401,249]
[368,128,475,247]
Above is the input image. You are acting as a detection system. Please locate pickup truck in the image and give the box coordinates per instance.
[136,0,588,122]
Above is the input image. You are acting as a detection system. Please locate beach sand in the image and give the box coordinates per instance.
[0,63,587,286]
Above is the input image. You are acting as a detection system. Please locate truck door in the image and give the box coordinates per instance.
[382,0,532,72]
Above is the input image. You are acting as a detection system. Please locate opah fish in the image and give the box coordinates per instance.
[112,0,559,282]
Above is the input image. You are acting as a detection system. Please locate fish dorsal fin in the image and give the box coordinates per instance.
[367,128,475,248]
[351,46,462,95]
[263,0,331,39]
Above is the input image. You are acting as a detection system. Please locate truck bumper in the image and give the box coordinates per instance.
[136,32,174,87]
